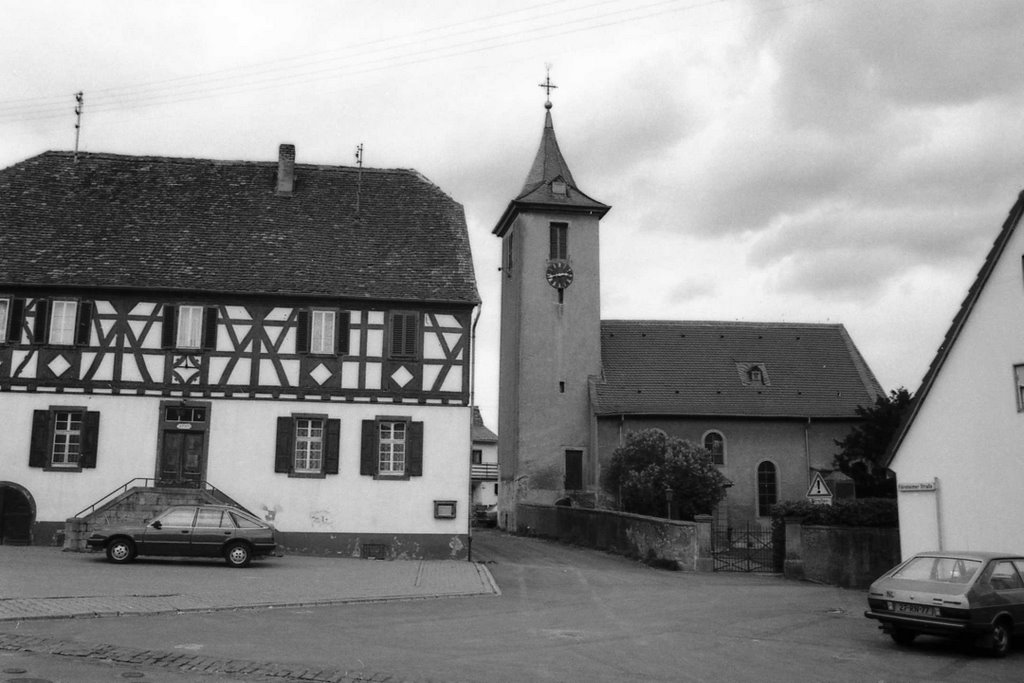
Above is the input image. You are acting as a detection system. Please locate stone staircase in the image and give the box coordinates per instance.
[64,485,248,552]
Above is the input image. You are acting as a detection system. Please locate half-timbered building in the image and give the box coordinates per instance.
[0,145,480,558]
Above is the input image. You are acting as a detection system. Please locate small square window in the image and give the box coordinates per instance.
[434,500,457,519]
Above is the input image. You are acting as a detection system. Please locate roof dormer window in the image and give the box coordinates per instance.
[736,362,770,386]
[551,179,567,196]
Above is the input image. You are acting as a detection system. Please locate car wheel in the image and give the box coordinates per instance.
[890,628,917,646]
[105,538,135,564]
[224,541,252,568]
[989,620,1012,658]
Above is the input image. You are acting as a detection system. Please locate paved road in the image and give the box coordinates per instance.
[3,530,1023,682]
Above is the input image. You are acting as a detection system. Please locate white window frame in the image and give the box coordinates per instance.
[378,420,407,475]
[294,417,325,473]
[51,410,83,467]
[702,430,726,466]
[176,305,204,349]
[310,309,336,355]
[48,300,78,346]
[0,298,9,340]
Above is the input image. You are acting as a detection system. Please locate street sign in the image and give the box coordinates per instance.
[806,472,834,505]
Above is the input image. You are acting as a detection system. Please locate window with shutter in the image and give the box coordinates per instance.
[389,312,418,359]
[276,414,340,477]
[48,300,78,345]
[177,305,204,349]
[7,298,24,343]
[28,407,99,470]
[310,310,336,355]
[0,298,8,343]
[359,417,423,479]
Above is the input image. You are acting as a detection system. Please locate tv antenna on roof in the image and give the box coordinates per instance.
[73,92,84,162]
[354,143,364,213]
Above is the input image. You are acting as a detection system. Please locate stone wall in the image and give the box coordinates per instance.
[514,503,712,571]
[784,521,900,588]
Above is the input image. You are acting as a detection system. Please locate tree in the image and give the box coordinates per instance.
[833,387,913,498]
[601,429,730,519]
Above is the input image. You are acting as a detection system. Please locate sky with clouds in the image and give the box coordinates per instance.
[3,0,1023,426]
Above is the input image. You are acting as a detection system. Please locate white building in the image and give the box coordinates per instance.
[888,189,1024,558]
[0,145,480,558]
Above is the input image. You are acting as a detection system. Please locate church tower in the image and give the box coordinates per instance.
[493,83,610,530]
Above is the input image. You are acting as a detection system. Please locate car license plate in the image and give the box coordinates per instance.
[894,602,937,616]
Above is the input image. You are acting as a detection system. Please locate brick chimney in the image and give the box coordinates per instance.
[276,144,295,196]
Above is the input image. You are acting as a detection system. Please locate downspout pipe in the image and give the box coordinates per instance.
[467,303,482,562]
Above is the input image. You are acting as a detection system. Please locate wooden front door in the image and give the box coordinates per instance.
[156,402,210,488]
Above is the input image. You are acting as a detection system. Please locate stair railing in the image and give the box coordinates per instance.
[72,478,254,519]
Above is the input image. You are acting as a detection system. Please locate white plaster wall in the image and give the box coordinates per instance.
[207,400,471,534]
[0,393,471,534]
[892,218,1024,558]
[0,392,162,521]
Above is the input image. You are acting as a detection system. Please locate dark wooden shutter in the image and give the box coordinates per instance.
[390,313,417,358]
[407,421,423,477]
[203,306,218,350]
[336,313,349,355]
[161,305,176,349]
[80,411,100,468]
[33,299,48,343]
[275,417,294,473]
[295,310,310,354]
[324,419,341,474]
[29,410,50,467]
[8,298,24,342]
[360,420,376,475]
[75,301,93,346]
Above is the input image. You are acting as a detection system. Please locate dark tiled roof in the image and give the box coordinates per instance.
[471,407,498,443]
[0,151,479,304]
[493,110,609,236]
[594,320,883,418]
[886,190,1024,466]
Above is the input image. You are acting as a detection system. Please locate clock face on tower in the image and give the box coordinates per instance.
[545,260,574,289]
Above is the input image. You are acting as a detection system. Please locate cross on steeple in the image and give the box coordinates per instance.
[539,65,557,109]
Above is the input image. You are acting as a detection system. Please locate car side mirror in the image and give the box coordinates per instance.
[151,521,162,530]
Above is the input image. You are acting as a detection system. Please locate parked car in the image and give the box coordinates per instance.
[473,503,497,528]
[86,504,277,568]
[865,551,1024,656]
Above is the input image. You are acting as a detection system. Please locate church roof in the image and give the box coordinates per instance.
[593,320,883,419]
[0,150,480,305]
[492,108,609,236]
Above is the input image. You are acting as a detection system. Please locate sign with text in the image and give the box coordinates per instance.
[898,480,937,492]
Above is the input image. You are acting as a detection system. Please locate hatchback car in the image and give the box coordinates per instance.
[86,504,277,568]
[865,551,1024,656]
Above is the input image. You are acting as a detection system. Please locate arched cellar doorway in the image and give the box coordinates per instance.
[0,483,34,545]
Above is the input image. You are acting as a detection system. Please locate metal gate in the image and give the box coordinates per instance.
[712,524,775,572]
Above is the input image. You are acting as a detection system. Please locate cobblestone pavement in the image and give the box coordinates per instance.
[0,632,452,682]
[0,545,497,681]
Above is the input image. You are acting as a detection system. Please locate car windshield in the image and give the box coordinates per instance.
[891,556,982,584]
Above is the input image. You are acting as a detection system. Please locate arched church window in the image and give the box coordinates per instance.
[756,461,778,517]
[703,431,725,465]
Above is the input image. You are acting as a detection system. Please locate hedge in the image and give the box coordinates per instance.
[770,498,898,528]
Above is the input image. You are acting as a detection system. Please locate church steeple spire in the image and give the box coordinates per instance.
[492,72,609,237]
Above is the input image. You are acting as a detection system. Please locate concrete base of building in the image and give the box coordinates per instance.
[279,531,470,560]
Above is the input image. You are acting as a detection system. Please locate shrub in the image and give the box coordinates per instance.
[770,498,898,527]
